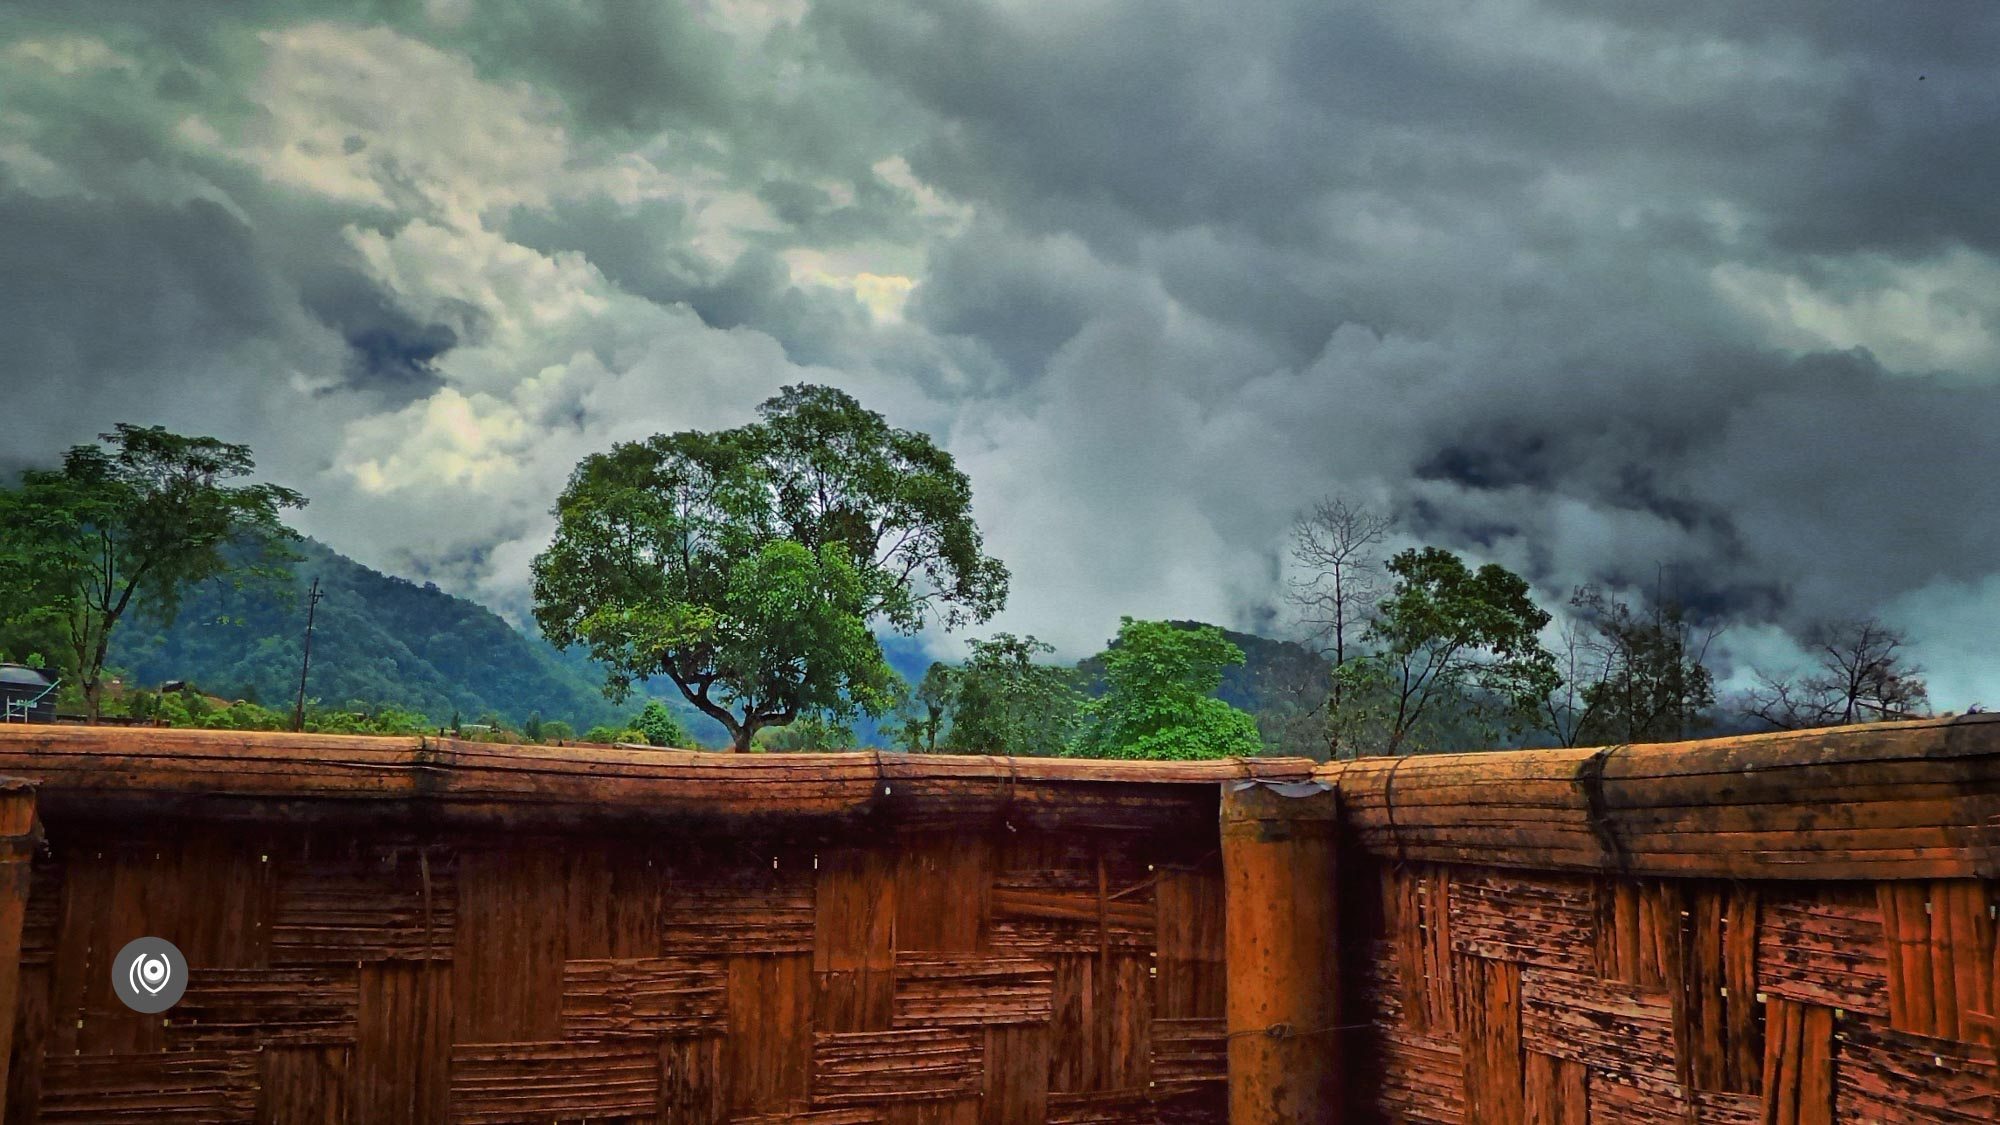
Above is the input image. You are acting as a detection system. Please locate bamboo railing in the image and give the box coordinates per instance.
[0,715,1991,1121]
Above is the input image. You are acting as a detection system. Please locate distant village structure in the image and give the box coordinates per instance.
[0,665,57,724]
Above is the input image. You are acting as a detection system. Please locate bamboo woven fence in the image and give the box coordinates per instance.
[1327,715,2000,1124]
[0,729,1295,1123]
[0,714,1990,1122]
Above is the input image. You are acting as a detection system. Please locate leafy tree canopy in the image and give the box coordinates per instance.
[756,711,856,751]
[1071,618,1262,761]
[1568,585,1718,746]
[0,424,304,719]
[532,385,1008,750]
[937,633,1084,756]
[886,661,959,753]
[632,700,690,748]
[1343,547,1556,755]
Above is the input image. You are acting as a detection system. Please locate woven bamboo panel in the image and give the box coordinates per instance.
[730,1109,884,1124]
[1149,1017,1226,1095]
[1587,1072,1762,1125]
[1876,879,1999,1041]
[1388,865,1458,1034]
[165,967,360,1047]
[890,953,1055,1026]
[810,1028,983,1106]
[7,821,1224,1121]
[1835,1021,2000,1124]
[1376,1025,1467,1124]
[271,851,457,963]
[1355,860,2000,1125]
[1757,889,1891,1015]
[989,892,1155,954]
[660,872,815,955]
[1450,871,1598,973]
[1044,1088,1157,1124]
[38,1052,259,1122]
[560,956,727,1037]
[1690,1091,1764,1125]
[1520,967,1679,1087]
[990,834,1156,957]
[447,1041,660,1123]
[259,1046,352,1125]
[19,855,60,966]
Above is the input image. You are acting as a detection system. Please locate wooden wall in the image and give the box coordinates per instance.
[4,716,1999,1122]
[1344,864,2000,1123]
[4,821,1230,1124]
[1328,714,2000,1124]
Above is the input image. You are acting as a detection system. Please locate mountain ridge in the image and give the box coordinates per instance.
[108,540,1321,751]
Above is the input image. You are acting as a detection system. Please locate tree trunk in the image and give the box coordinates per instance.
[731,726,754,752]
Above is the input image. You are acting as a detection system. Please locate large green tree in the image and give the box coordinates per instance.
[0,425,304,720]
[941,634,1084,756]
[532,385,1009,751]
[1071,618,1262,761]
[1339,547,1556,756]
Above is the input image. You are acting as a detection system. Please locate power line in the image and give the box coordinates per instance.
[292,577,324,733]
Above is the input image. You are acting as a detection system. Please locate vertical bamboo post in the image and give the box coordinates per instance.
[1221,779,1341,1124]
[0,779,38,1117]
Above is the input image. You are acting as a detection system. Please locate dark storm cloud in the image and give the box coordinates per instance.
[805,0,1998,620]
[0,187,292,461]
[295,266,468,402]
[446,3,734,132]
[908,223,1103,382]
[4,0,1998,701]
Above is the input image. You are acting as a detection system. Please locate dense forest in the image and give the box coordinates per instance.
[0,412,1944,759]
[76,538,1318,751]
[100,538,682,736]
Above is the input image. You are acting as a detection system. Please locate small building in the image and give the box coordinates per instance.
[0,665,58,724]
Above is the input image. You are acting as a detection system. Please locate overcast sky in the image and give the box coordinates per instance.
[3,1,1995,708]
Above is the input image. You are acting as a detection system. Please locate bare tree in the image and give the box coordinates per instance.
[1289,496,1390,667]
[1566,577,1722,746]
[1288,495,1391,755]
[1744,618,1928,730]
[1538,617,1599,748]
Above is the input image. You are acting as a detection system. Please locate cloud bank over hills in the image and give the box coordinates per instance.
[2,1,1995,705]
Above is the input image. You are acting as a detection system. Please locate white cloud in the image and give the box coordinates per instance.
[232,23,570,223]
[1712,249,2000,376]
[783,248,917,322]
[9,0,2000,704]
[4,34,137,76]
[1882,576,2000,713]
[873,155,974,234]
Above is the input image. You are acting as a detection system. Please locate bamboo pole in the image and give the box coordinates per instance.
[0,779,38,1120]
[1221,780,1341,1124]
[0,727,1316,832]
[1320,714,2000,880]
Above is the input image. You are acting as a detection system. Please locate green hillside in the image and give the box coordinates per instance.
[100,541,1329,752]
[107,538,652,732]
[1077,620,1331,757]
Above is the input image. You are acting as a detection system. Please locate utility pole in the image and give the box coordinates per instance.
[292,577,325,733]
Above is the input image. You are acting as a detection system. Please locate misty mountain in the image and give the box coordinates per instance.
[107,538,946,746]
[107,538,1324,751]
[108,538,658,734]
